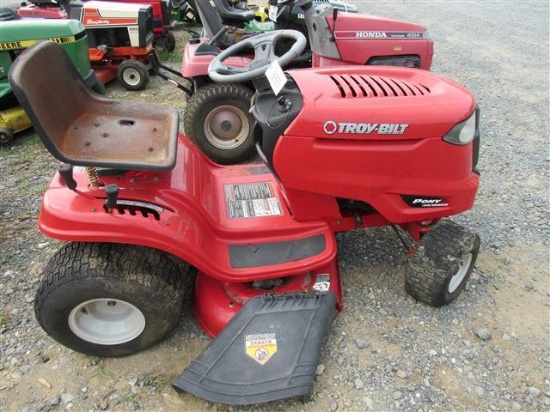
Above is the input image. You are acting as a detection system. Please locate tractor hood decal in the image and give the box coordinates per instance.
[0,36,77,51]
[323,121,409,135]
[334,31,424,40]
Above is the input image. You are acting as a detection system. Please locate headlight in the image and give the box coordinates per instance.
[443,111,477,145]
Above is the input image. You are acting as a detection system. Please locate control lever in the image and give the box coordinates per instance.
[58,164,77,190]
[209,26,229,46]
[104,184,119,212]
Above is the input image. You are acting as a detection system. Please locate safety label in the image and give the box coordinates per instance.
[313,273,331,292]
[245,333,278,365]
[225,182,282,218]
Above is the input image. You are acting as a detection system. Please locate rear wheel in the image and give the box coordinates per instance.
[184,83,255,164]
[117,60,150,91]
[0,128,14,144]
[34,242,193,357]
[404,220,480,307]
[155,31,176,53]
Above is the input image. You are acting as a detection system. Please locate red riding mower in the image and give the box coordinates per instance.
[175,0,434,164]
[10,30,480,405]
[97,0,177,52]
[72,1,156,90]
[18,0,177,53]
[17,0,157,90]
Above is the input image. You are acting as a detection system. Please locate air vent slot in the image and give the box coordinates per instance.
[330,75,431,98]
[109,200,164,220]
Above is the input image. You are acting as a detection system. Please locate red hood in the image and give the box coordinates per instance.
[285,66,475,140]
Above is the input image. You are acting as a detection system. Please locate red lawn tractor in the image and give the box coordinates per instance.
[17,0,177,52]
[17,0,156,90]
[71,1,156,90]
[177,0,435,164]
[10,34,480,405]
[99,0,177,52]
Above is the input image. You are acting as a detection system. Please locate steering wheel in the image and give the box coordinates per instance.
[208,30,307,83]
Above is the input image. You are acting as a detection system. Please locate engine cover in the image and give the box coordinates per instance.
[285,66,474,140]
[254,66,479,224]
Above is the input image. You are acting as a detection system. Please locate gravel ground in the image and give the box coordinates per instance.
[1,1,549,411]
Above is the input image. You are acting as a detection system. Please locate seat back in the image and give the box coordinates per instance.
[9,41,179,171]
[211,0,254,23]
[193,0,224,39]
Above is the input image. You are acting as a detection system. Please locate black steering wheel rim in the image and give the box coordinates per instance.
[208,29,307,83]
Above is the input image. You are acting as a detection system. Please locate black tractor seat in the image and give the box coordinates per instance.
[9,41,178,171]
[211,0,254,26]
[193,0,260,49]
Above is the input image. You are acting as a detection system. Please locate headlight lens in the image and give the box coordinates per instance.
[443,111,477,145]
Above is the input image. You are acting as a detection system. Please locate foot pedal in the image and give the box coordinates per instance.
[173,292,336,405]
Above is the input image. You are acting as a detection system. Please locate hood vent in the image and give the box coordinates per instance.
[330,75,431,98]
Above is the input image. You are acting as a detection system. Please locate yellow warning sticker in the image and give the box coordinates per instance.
[0,36,77,51]
[245,333,277,365]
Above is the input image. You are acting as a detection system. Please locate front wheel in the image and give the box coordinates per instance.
[184,83,255,164]
[117,60,150,91]
[0,127,14,144]
[404,219,481,307]
[34,242,193,357]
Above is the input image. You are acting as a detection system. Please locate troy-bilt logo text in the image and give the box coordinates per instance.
[324,121,409,135]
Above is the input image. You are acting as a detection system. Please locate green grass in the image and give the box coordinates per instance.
[115,393,136,405]
[158,50,182,63]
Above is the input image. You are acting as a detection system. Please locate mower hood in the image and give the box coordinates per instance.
[284,66,476,140]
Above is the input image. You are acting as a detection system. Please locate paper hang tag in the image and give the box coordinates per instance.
[265,60,286,96]
[268,5,278,22]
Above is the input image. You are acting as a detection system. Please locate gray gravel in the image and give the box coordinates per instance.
[1,1,549,411]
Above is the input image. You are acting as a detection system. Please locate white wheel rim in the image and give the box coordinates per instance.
[204,105,249,149]
[448,252,473,293]
[122,68,141,87]
[68,298,146,345]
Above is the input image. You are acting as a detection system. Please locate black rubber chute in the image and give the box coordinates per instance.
[173,292,336,405]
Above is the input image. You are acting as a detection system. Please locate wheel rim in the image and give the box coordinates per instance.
[122,68,141,87]
[68,298,146,345]
[448,252,473,293]
[204,105,249,150]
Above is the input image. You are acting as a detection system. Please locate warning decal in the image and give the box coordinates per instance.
[225,182,282,219]
[245,333,277,365]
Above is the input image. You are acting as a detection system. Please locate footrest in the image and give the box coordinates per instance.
[173,292,336,405]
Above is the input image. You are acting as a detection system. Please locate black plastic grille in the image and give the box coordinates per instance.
[330,75,431,98]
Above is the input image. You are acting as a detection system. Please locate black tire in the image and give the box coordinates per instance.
[34,242,193,357]
[404,219,481,307]
[184,83,255,164]
[155,31,176,53]
[0,128,14,144]
[117,60,150,91]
